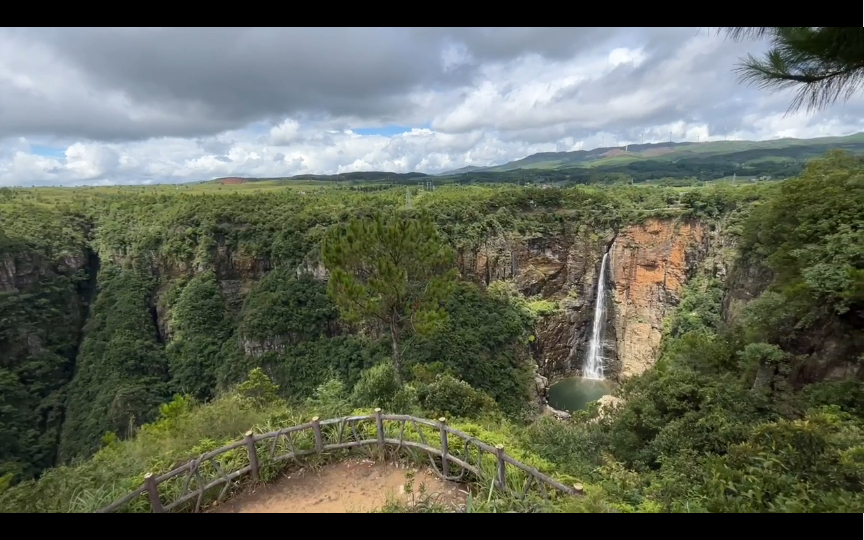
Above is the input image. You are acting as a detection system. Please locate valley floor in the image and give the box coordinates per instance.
[209,459,466,513]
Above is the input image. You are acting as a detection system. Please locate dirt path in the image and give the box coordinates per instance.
[210,459,467,513]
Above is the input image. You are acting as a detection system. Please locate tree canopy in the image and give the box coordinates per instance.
[321,212,457,382]
[724,27,864,111]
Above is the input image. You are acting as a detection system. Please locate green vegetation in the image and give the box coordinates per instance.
[519,152,864,512]
[58,268,171,462]
[0,370,555,513]
[740,151,864,320]
[0,202,92,480]
[0,150,861,513]
[321,212,458,382]
[165,271,232,401]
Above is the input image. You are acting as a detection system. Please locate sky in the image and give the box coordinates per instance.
[2,27,864,187]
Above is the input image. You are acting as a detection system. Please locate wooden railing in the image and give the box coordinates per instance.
[97,409,578,513]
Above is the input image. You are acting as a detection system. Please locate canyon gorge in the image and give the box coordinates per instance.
[2,177,859,485]
[461,217,733,387]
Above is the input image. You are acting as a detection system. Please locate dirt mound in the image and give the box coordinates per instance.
[218,177,245,184]
[210,459,466,513]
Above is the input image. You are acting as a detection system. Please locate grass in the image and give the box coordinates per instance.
[376,472,563,513]
[0,395,292,513]
[0,388,580,513]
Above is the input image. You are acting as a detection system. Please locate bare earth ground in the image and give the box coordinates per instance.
[209,459,467,513]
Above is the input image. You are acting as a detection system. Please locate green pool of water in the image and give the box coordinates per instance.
[547,377,614,413]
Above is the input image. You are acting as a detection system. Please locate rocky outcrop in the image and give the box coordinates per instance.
[458,227,615,379]
[240,336,289,357]
[543,405,572,421]
[3,251,53,292]
[1,246,91,294]
[721,252,773,325]
[462,217,736,382]
[596,395,623,418]
[532,373,549,405]
[609,219,709,379]
[458,232,574,296]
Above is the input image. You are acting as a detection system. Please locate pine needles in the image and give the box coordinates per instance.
[721,27,864,113]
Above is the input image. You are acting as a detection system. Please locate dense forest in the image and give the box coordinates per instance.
[0,151,861,512]
[445,158,801,186]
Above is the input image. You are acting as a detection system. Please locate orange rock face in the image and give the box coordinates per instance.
[610,219,706,378]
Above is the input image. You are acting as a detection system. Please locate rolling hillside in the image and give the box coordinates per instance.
[202,133,864,187]
[444,133,864,173]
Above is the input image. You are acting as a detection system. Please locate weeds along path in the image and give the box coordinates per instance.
[209,459,467,513]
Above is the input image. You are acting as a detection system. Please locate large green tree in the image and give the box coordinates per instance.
[321,212,457,382]
[723,27,864,111]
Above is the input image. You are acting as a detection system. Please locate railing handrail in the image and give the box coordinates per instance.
[97,410,578,513]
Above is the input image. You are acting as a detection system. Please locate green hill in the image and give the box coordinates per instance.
[208,134,864,188]
[447,133,864,174]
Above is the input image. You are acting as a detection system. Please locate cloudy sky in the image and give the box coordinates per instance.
[2,27,863,187]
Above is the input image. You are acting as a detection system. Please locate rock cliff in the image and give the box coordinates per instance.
[456,226,614,379]
[608,219,709,379]
[462,217,728,384]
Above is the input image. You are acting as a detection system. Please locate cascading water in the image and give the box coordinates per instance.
[547,249,614,412]
[583,251,609,380]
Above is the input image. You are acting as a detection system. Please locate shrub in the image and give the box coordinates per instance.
[351,363,401,410]
[236,368,283,409]
[417,374,497,419]
[306,379,352,418]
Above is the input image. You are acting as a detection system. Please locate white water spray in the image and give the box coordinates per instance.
[583,251,609,380]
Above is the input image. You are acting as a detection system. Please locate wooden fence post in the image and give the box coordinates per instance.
[312,417,323,453]
[439,417,449,478]
[144,473,164,514]
[495,444,506,492]
[374,408,385,458]
[245,430,259,482]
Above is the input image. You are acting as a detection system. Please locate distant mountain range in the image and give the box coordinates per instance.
[438,133,864,174]
[209,133,864,185]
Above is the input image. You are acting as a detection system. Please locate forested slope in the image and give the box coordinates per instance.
[0,152,861,513]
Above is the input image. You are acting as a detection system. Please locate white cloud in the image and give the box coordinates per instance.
[1,28,864,187]
[1,152,62,183]
[269,119,301,145]
[608,47,646,68]
[440,41,474,72]
[64,142,119,180]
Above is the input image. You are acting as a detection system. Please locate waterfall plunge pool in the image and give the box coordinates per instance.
[547,377,615,413]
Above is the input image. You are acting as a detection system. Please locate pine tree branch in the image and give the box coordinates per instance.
[720,27,772,41]
[722,27,864,112]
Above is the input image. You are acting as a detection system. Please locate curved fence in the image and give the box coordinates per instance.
[97,410,578,513]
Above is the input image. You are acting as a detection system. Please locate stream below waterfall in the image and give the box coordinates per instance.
[547,248,616,413]
[547,378,614,413]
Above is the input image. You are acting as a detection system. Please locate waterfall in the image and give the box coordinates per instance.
[583,251,609,380]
